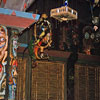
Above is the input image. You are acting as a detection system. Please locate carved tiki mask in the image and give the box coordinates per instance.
[0,26,8,80]
[0,26,8,62]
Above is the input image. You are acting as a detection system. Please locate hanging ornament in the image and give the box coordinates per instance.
[65,0,68,6]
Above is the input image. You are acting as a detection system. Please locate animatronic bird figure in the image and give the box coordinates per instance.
[28,14,52,60]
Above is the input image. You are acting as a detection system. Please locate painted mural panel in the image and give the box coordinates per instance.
[0,25,8,99]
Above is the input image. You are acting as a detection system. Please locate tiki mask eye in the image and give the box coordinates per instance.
[0,37,5,42]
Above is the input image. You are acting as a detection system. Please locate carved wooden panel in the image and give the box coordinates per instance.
[15,58,27,100]
[75,65,100,100]
[31,61,65,100]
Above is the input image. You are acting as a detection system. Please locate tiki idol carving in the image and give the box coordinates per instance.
[0,25,8,99]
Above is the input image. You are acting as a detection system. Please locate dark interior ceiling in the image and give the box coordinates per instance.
[26,0,100,55]
[26,0,100,24]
